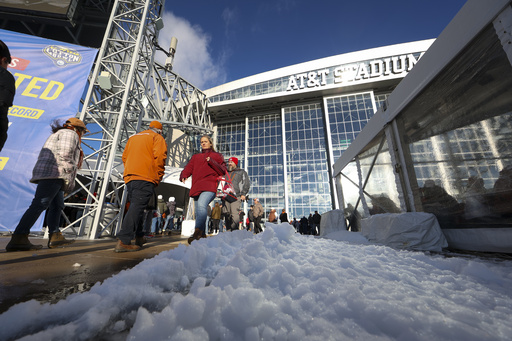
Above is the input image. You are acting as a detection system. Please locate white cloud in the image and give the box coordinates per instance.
[221,7,237,34]
[157,12,227,90]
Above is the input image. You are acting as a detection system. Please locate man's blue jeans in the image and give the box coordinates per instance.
[151,215,163,234]
[163,216,174,230]
[194,191,215,234]
[13,179,64,235]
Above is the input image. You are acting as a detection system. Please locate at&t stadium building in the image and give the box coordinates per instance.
[204,40,433,220]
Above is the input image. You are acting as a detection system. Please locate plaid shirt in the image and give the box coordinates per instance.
[30,128,82,192]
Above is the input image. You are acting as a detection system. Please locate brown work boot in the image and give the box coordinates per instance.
[135,236,147,247]
[48,232,75,249]
[187,228,203,244]
[114,240,141,253]
[5,234,43,252]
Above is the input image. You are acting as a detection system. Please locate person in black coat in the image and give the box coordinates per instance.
[279,209,289,224]
[308,214,314,235]
[312,211,321,235]
[0,40,15,152]
[300,216,309,235]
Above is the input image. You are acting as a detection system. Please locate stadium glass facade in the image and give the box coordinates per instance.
[206,40,433,220]
[283,103,330,218]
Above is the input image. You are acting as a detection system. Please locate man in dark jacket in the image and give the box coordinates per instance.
[0,40,15,152]
[313,210,321,235]
[279,209,289,224]
[223,156,251,231]
[300,216,309,235]
[308,214,314,235]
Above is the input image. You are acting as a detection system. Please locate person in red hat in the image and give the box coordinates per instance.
[223,156,251,231]
[115,120,168,252]
[5,117,89,251]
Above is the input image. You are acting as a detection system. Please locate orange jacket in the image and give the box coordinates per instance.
[122,129,168,185]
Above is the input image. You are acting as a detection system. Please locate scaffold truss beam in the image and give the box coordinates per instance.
[65,0,212,239]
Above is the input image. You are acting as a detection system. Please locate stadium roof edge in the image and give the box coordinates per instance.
[204,39,435,97]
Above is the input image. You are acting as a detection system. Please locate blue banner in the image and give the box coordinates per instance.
[0,29,97,232]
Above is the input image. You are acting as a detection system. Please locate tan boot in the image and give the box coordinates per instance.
[187,228,203,244]
[114,240,141,253]
[48,232,75,249]
[6,234,43,252]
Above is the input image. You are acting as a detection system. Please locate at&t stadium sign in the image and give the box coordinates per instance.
[286,52,425,91]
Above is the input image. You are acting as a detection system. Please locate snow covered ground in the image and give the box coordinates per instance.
[1,223,511,340]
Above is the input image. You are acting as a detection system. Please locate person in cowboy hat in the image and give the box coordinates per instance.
[6,117,89,251]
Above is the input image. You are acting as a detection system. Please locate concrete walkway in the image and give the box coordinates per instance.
[0,231,189,314]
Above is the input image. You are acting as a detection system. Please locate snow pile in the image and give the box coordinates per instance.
[1,223,511,340]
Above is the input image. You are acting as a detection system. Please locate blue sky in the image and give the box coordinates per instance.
[158,0,467,90]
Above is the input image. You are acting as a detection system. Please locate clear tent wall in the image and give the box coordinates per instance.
[335,1,512,253]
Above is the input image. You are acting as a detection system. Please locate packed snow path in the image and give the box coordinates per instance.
[1,224,511,340]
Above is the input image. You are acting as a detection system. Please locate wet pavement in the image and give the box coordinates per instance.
[0,231,189,314]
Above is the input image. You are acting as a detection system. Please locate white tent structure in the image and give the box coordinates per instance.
[332,0,512,253]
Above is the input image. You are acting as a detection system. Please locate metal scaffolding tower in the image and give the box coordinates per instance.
[68,0,213,239]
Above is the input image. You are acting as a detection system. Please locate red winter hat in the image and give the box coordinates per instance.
[228,157,238,166]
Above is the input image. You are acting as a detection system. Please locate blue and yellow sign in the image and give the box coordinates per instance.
[0,29,98,232]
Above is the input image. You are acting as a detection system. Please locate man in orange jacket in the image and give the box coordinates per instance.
[115,120,168,252]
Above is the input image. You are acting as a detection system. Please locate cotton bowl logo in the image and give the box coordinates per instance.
[43,45,82,67]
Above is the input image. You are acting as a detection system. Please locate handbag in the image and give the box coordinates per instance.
[216,172,238,203]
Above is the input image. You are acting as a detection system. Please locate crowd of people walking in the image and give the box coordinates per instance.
[3,114,324,252]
